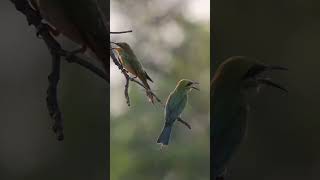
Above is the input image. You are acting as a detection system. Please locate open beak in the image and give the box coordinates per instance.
[257,65,288,93]
[257,78,287,93]
[191,81,200,91]
[266,65,288,71]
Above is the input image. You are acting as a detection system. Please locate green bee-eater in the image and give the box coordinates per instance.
[114,42,155,103]
[157,79,199,146]
[212,56,287,179]
[29,0,109,74]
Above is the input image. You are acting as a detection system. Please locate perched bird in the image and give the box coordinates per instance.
[211,56,287,179]
[28,0,110,75]
[114,42,154,103]
[157,79,199,146]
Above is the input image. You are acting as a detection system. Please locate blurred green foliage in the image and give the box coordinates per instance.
[111,0,210,180]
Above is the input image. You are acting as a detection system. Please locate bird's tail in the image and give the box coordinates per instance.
[157,126,172,145]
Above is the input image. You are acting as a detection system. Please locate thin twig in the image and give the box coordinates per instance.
[110,30,133,34]
[177,117,191,130]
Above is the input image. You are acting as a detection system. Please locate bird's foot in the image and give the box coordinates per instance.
[146,89,155,104]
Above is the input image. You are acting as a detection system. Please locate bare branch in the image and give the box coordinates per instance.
[177,117,192,130]
[110,30,133,34]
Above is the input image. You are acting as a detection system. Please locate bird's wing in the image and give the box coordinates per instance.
[125,51,145,76]
[115,48,140,76]
[165,92,188,125]
[213,104,248,177]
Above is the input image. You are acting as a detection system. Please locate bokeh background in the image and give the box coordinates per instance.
[0,1,109,179]
[214,0,320,179]
[110,0,210,180]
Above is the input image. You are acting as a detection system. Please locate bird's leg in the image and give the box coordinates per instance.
[177,117,191,129]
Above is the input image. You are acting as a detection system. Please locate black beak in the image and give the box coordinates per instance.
[257,78,288,93]
[260,65,288,92]
[244,63,287,92]
[266,65,288,71]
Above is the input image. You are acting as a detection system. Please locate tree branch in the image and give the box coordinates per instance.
[110,30,133,34]
[10,0,109,140]
[47,48,64,141]
[177,117,191,130]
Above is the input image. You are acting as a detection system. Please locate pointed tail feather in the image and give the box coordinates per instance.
[145,72,153,82]
[157,126,172,145]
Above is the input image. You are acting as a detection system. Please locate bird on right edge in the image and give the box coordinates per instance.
[212,56,287,179]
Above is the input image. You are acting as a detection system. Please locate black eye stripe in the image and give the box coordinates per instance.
[186,82,193,86]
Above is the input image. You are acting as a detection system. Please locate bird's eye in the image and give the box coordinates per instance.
[186,82,193,86]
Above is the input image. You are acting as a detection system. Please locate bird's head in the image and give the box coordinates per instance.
[211,56,287,96]
[176,79,200,92]
[114,42,130,50]
[113,42,135,56]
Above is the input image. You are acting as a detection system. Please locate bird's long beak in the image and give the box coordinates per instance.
[257,65,288,93]
[191,81,200,91]
[266,65,288,71]
[257,78,287,93]
[260,65,288,93]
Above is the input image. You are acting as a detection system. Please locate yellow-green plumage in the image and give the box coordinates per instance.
[114,42,154,103]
